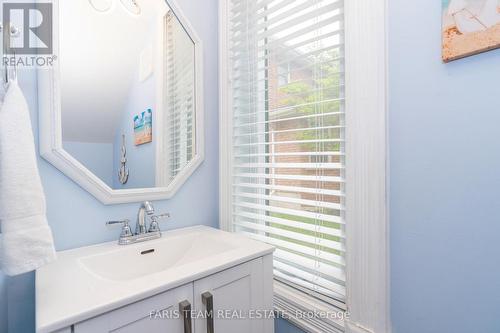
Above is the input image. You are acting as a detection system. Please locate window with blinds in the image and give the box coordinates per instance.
[228,0,346,305]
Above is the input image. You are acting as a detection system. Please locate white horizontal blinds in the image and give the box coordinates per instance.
[166,11,195,179]
[229,0,346,304]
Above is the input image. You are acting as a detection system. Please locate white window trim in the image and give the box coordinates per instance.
[218,0,390,332]
[343,0,390,331]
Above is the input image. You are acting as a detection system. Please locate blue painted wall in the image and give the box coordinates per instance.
[389,1,500,333]
[112,69,156,189]
[63,141,114,187]
[0,0,219,332]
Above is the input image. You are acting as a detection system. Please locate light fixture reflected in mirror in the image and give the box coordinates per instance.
[88,0,112,12]
[120,0,141,15]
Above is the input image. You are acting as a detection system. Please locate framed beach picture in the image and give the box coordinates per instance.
[442,0,500,62]
[134,109,153,145]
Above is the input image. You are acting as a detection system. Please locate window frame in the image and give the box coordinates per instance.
[218,0,390,332]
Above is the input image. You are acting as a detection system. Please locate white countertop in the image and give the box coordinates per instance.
[36,226,274,333]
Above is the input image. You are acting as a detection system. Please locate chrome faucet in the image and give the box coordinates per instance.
[107,201,170,245]
[136,201,155,235]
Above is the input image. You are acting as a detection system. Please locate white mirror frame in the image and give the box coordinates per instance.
[38,0,205,205]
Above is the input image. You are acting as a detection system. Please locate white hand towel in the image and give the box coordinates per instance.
[0,80,56,276]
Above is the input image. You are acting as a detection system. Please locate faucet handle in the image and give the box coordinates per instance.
[148,213,170,233]
[106,219,134,239]
[153,213,170,219]
[106,219,130,226]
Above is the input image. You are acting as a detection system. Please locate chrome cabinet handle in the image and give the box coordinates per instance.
[179,300,192,333]
[201,292,214,333]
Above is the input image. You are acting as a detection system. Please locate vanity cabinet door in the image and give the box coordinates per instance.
[74,283,193,333]
[193,256,274,333]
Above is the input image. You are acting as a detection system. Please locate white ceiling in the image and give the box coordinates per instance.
[60,0,169,143]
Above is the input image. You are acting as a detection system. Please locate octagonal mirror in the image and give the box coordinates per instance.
[39,0,204,204]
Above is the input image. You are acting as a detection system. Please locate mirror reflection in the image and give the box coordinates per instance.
[60,0,196,190]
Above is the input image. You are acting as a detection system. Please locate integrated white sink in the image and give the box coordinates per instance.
[79,230,236,281]
[36,226,274,333]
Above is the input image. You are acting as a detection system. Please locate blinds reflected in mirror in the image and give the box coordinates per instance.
[165,11,195,182]
[229,0,346,304]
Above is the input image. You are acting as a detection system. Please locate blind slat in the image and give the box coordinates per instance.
[234,183,344,197]
[233,112,344,128]
[234,126,344,139]
[234,192,343,211]
[232,45,343,70]
[233,85,344,109]
[239,231,345,267]
[234,220,345,252]
[234,98,344,116]
[274,249,346,283]
[234,202,344,224]
[234,163,342,169]
[234,173,343,183]
[234,140,343,148]
[232,61,343,85]
[233,211,345,238]
[234,151,344,158]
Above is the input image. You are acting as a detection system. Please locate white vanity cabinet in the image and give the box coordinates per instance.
[72,257,273,333]
[36,227,275,333]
